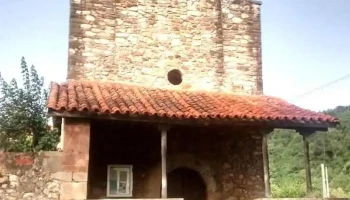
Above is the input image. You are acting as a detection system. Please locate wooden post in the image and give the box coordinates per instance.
[321,164,326,198]
[159,125,170,198]
[57,118,65,151]
[325,166,330,197]
[302,132,313,195]
[262,131,271,198]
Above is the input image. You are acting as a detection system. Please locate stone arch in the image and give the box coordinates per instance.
[167,153,217,193]
[145,153,219,199]
[168,167,207,200]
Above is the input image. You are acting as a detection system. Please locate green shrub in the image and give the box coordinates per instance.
[271,179,306,198]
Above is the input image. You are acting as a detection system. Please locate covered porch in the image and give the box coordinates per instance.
[86,120,267,199]
[47,80,339,200]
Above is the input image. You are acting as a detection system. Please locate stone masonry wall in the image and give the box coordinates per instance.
[68,0,262,94]
[0,152,63,200]
[0,119,91,200]
[60,118,91,200]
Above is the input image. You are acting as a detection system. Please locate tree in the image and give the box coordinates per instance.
[0,57,59,152]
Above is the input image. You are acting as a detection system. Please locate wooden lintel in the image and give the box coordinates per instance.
[158,124,170,132]
[260,128,274,135]
[297,128,317,136]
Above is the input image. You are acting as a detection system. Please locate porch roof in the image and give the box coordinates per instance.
[47,80,339,130]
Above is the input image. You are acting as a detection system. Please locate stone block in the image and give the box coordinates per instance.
[62,153,89,168]
[73,172,87,182]
[47,181,60,192]
[60,182,87,200]
[4,196,16,200]
[50,171,72,181]
[86,15,95,21]
[14,155,34,166]
[80,24,91,29]
[0,176,8,184]
[41,152,64,172]
[8,175,18,182]
[62,165,88,172]
[22,192,34,198]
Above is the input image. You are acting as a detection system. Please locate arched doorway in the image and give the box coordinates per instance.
[168,167,207,200]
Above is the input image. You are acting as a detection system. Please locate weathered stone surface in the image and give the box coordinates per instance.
[22,192,34,198]
[0,152,63,200]
[17,183,36,193]
[62,118,90,173]
[50,171,72,181]
[4,196,16,200]
[0,176,8,184]
[67,0,263,95]
[8,175,18,182]
[72,172,87,182]
[41,151,64,173]
[60,182,87,200]
[9,175,19,187]
[0,120,89,200]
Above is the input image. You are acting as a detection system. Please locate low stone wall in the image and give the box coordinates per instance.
[0,151,64,200]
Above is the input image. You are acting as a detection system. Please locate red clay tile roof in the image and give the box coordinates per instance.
[47,80,339,127]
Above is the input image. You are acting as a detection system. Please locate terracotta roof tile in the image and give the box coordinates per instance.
[47,80,339,126]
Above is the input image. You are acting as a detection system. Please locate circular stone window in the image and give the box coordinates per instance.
[167,69,182,85]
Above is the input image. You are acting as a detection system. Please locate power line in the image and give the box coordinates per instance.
[292,73,350,100]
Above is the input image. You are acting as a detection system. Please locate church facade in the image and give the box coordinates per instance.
[47,0,338,199]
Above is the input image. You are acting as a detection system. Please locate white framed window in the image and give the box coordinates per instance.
[107,165,133,197]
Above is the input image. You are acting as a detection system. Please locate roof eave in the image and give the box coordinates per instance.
[48,109,337,131]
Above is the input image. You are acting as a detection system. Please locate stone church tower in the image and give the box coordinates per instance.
[68,0,262,94]
[44,1,339,200]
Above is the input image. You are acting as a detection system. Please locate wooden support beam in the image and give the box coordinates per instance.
[49,110,336,130]
[302,134,312,195]
[262,130,272,198]
[161,129,167,198]
[158,124,170,198]
[298,129,315,196]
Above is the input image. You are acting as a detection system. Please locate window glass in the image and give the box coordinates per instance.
[107,165,132,197]
[109,168,118,180]
[118,181,127,194]
[119,170,128,182]
[109,180,118,194]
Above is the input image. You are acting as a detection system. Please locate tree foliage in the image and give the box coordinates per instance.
[0,57,59,152]
[269,106,350,197]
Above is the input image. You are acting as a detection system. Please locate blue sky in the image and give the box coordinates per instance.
[0,0,349,111]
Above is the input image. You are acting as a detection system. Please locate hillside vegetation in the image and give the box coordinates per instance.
[269,106,350,197]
